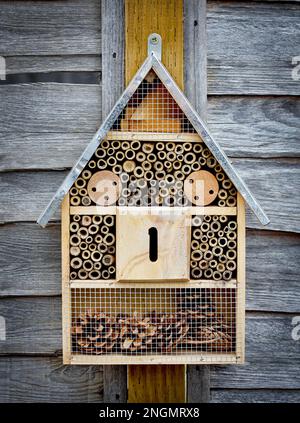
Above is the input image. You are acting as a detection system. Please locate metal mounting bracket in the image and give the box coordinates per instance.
[148,33,162,60]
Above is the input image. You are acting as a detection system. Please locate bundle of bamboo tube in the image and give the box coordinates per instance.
[70,215,116,280]
[190,215,237,281]
[69,139,237,207]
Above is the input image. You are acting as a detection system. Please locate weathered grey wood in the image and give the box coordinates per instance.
[211,315,300,389]
[1,225,299,313]
[101,0,126,403]
[210,390,300,403]
[184,0,210,403]
[0,357,102,403]
[1,158,298,232]
[0,0,101,56]
[1,96,299,172]
[207,1,300,95]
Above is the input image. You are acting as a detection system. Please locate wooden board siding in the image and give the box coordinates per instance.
[0,0,299,403]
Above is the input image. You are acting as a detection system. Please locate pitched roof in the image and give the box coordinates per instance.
[37,53,269,227]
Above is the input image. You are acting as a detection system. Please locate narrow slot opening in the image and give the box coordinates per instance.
[148,227,158,262]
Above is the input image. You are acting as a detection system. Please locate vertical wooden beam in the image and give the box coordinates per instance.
[125,0,186,403]
[101,0,127,403]
[184,0,210,403]
[62,194,71,365]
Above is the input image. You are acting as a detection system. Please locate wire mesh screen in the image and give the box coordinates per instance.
[113,70,196,133]
[71,288,237,360]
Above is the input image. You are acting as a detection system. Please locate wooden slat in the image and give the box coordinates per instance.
[2,224,298,313]
[0,357,103,403]
[0,159,299,232]
[210,390,300,404]
[125,0,183,88]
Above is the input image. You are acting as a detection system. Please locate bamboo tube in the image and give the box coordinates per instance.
[137,179,147,190]
[200,235,208,244]
[78,269,88,280]
[70,257,82,269]
[217,263,226,273]
[173,160,181,171]
[218,200,226,207]
[122,187,131,198]
[95,148,106,159]
[218,189,228,200]
[214,164,222,172]
[184,152,196,165]
[82,196,91,206]
[100,225,109,235]
[103,254,114,266]
[155,170,166,180]
[141,161,151,172]
[183,142,192,152]
[209,237,218,248]
[200,243,209,252]
[175,180,183,190]
[70,196,81,206]
[70,234,80,246]
[88,224,99,235]
[82,170,92,180]
[107,147,115,156]
[226,260,237,271]
[193,143,203,154]
[159,188,169,198]
[228,221,237,231]
[216,172,225,182]
[153,161,163,171]
[166,174,175,185]
[219,215,228,223]
[226,196,237,207]
[130,140,141,151]
[166,142,175,151]
[213,271,222,281]
[125,149,135,160]
[219,254,227,264]
[191,267,202,279]
[227,240,237,250]
[222,179,232,190]
[193,228,202,239]
[70,271,77,280]
[98,243,108,254]
[144,170,154,181]
[227,231,237,240]
[102,270,110,280]
[82,250,91,260]
[113,164,122,175]
[218,230,224,237]
[70,187,78,196]
[191,239,200,251]
[212,246,223,257]
[88,160,97,169]
[97,159,107,170]
[203,215,211,223]
[157,150,166,160]
[136,151,146,162]
[204,250,213,261]
[108,245,115,254]
[174,170,185,181]
[190,261,198,269]
[175,144,184,154]
[199,157,206,166]
[158,180,166,190]
[191,250,203,261]
[156,142,164,151]
[103,215,114,226]
[181,164,191,175]
[201,222,210,232]
[94,262,102,270]
[79,242,88,251]
[229,187,237,196]
[169,186,177,196]
[107,156,117,167]
[164,161,173,171]
[121,141,130,150]
[120,172,129,184]
[207,157,217,168]
[89,243,97,252]
[177,154,184,162]
[218,237,228,248]
[70,222,80,233]
[86,235,93,244]
[116,151,125,162]
[227,250,237,260]
[75,178,86,189]
[166,151,176,162]
[165,195,175,207]
[204,268,213,279]
[191,162,201,171]
[123,160,135,173]
[111,140,121,150]
[177,196,189,206]
[155,195,163,206]
[223,270,232,281]
[192,216,202,227]
[82,216,92,226]
[207,230,214,239]
[94,234,103,244]
[91,251,102,262]
[83,260,93,271]
[88,270,101,280]
[108,266,116,275]
[118,197,127,206]
[103,233,115,246]
[133,166,144,178]
[92,215,102,225]
[211,221,221,232]
[209,259,218,269]
[70,246,81,257]
[199,260,209,270]
[101,140,110,149]
[142,142,154,154]
[202,148,211,158]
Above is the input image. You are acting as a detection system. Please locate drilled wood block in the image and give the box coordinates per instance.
[116,211,190,281]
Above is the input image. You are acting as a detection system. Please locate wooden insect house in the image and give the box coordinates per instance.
[38,36,269,365]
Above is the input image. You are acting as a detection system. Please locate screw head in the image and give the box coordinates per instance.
[151,36,158,45]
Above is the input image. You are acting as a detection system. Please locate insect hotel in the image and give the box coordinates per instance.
[38,36,269,365]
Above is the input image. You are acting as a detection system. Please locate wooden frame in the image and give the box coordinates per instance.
[62,193,71,365]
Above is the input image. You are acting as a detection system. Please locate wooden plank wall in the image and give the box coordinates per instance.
[0,0,299,403]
